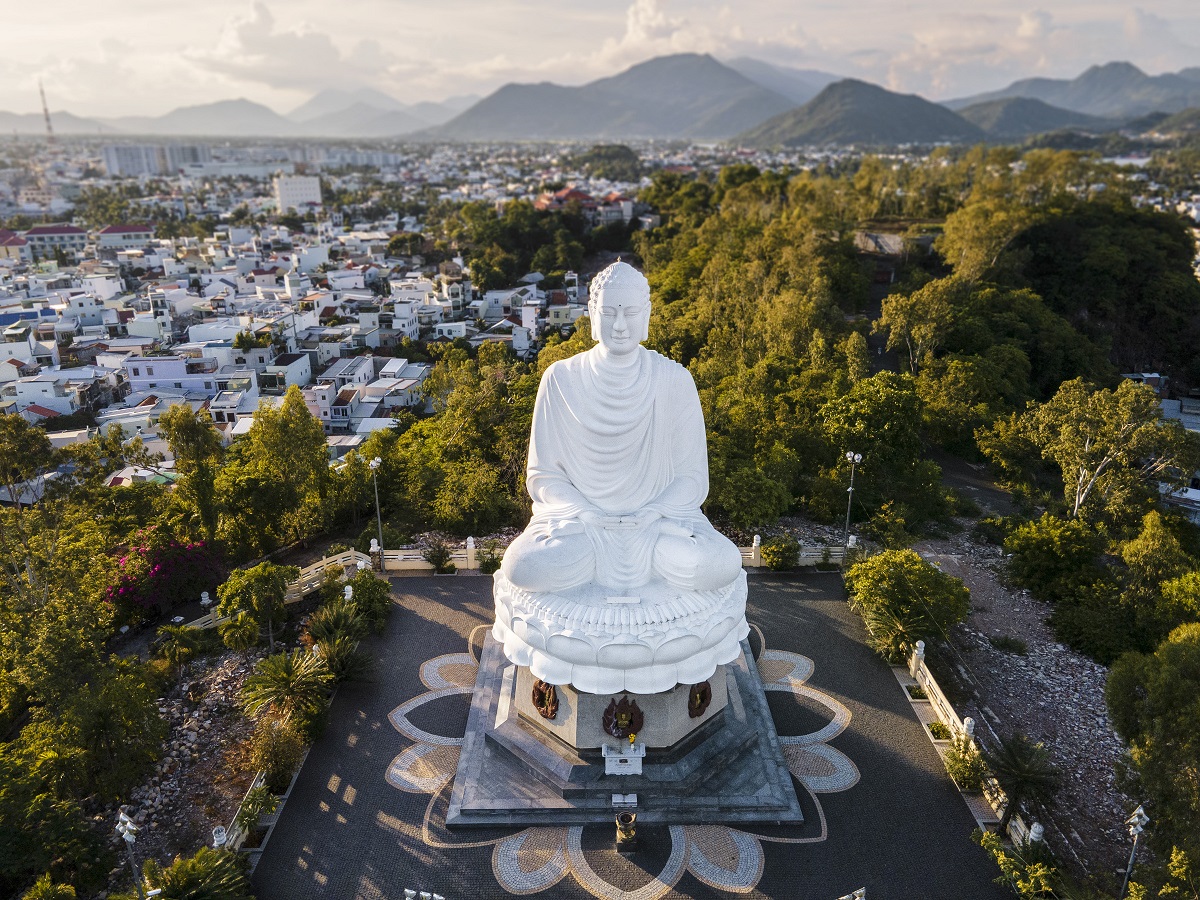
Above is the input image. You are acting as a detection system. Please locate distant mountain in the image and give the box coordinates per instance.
[294,103,430,137]
[288,87,408,121]
[103,99,298,136]
[725,58,840,105]
[957,97,1113,139]
[407,96,479,126]
[738,79,985,147]
[424,53,796,141]
[945,62,1200,118]
[1146,107,1200,135]
[0,110,115,135]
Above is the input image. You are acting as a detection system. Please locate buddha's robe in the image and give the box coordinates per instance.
[501,346,743,593]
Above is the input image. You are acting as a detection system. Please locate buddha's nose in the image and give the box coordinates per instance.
[614,306,628,333]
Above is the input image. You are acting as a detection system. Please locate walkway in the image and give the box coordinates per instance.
[252,573,1008,899]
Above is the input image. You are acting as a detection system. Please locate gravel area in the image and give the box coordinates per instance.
[914,528,1132,880]
[100,650,261,895]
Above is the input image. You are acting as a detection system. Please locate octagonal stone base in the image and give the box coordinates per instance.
[514,666,727,750]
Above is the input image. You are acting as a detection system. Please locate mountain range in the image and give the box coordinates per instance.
[946,61,1200,118]
[418,54,799,141]
[3,57,1199,146]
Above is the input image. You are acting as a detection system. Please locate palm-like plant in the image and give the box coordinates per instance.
[315,634,374,683]
[218,611,259,656]
[21,874,76,899]
[984,733,1062,831]
[156,624,200,678]
[141,846,253,900]
[307,599,366,645]
[240,649,333,722]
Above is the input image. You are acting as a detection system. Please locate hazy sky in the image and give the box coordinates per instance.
[7,0,1200,117]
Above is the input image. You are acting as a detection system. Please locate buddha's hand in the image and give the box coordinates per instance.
[660,517,695,538]
[546,518,586,538]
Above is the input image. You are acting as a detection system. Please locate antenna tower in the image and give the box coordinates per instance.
[38,81,55,146]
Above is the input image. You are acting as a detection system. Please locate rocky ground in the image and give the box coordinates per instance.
[915,529,1132,881]
[99,650,262,896]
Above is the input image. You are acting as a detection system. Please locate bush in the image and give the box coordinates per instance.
[103,528,226,617]
[972,516,1014,546]
[863,501,913,549]
[845,549,971,662]
[989,635,1029,655]
[928,721,952,740]
[906,684,927,700]
[140,847,253,900]
[234,785,278,834]
[944,735,987,791]
[249,717,306,794]
[345,569,392,633]
[1004,513,1105,604]
[760,536,799,570]
[355,524,411,553]
[324,542,352,557]
[421,539,452,570]
[478,540,502,575]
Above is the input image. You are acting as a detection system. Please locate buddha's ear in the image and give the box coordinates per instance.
[588,302,601,341]
[637,306,650,342]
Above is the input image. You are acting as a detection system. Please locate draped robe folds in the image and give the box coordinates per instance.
[515,346,722,591]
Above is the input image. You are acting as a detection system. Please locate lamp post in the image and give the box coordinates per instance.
[116,808,145,900]
[843,452,862,548]
[369,456,384,560]
[1119,805,1149,899]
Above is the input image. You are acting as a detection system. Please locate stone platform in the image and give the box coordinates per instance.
[446,634,802,827]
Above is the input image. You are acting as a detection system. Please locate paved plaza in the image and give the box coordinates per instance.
[252,573,1008,899]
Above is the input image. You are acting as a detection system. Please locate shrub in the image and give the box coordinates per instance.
[344,569,392,633]
[1004,513,1105,604]
[249,716,307,794]
[324,542,352,557]
[989,635,1029,655]
[478,540,502,575]
[845,549,971,662]
[140,847,253,900]
[972,516,1013,546]
[906,684,927,700]
[928,721,952,740]
[760,536,799,570]
[421,539,453,572]
[944,735,987,791]
[234,785,278,834]
[103,528,226,617]
[315,635,374,683]
[355,524,411,553]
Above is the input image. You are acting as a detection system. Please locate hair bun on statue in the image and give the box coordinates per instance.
[590,260,650,304]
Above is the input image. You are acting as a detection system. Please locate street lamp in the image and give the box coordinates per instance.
[116,808,145,900]
[369,456,384,561]
[1119,805,1149,899]
[843,452,862,548]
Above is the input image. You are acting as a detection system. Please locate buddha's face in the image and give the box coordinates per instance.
[589,291,650,356]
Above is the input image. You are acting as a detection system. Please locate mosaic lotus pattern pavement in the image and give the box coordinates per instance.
[386,624,859,898]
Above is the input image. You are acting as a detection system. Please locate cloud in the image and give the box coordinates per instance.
[189,1,388,93]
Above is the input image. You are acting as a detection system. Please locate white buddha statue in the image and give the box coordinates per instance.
[493,261,748,694]
[501,261,744,593]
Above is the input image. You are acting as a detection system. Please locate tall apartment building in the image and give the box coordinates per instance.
[102,144,213,177]
[274,175,322,213]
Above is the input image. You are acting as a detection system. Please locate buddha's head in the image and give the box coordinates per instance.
[588,261,650,356]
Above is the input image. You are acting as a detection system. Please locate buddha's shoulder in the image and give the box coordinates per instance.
[643,349,693,382]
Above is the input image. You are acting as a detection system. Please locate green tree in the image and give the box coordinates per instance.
[844,549,971,661]
[1106,623,1200,861]
[980,379,1199,525]
[216,563,298,653]
[874,277,962,374]
[159,405,223,544]
[218,611,259,656]
[344,569,392,633]
[1003,513,1106,604]
[984,733,1062,832]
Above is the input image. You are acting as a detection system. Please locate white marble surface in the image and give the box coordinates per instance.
[494,261,748,693]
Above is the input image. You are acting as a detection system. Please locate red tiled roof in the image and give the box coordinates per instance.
[0,234,27,246]
[98,224,152,234]
[24,224,86,236]
[25,404,60,417]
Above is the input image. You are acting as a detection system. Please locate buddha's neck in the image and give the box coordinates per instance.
[594,346,641,372]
